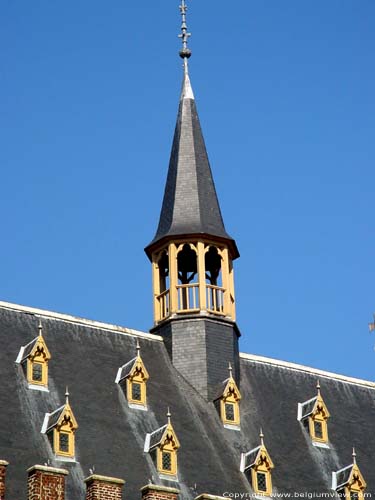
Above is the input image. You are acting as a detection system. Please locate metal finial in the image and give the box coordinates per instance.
[136,338,140,355]
[178,0,192,67]
[228,362,233,378]
[38,319,43,337]
[167,407,171,424]
[317,380,321,395]
[260,428,265,446]
[352,447,357,464]
[65,386,69,404]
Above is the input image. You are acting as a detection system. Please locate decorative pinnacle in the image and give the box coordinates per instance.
[136,338,140,355]
[65,386,69,404]
[316,380,321,396]
[352,447,357,464]
[167,407,171,424]
[260,428,265,446]
[178,0,192,67]
[38,319,43,337]
[228,362,233,378]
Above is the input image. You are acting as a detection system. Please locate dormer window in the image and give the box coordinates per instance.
[41,389,78,460]
[214,363,241,429]
[16,320,51,391]
[332,449,367,500]
[240,430,274,496]
[298,381,330,446]
[144,409,180,479]
[115,340,149,409]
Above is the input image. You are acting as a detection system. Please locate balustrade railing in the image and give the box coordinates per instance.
[206,284,225,314]
[156,289,170,321]
[176,283,199,312]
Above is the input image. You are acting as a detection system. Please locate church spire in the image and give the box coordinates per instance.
[145,2,238,261]
[147,2,241,401]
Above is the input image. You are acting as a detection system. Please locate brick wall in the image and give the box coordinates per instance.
[141,484,180,500]
[0,461,9,500]
[27,465,68,500]
[84,474,125,500]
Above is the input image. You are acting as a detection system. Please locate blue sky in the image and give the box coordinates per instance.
[1,1,374,380]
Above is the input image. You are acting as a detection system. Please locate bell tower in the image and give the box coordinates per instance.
[145,1,240,401]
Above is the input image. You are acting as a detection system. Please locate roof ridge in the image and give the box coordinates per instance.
[0,300,162,342]
[240,352,375,389]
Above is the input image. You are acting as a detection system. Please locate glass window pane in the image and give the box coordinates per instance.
[32,363,43,382]
[314,420,323,439]
[59,432,69,453]
[162,451,172,471]
[225,403,235,421]
[132,382,142,401]
[257,472,267,492]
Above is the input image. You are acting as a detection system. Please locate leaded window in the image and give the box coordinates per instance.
[32,362,43,382]
[59,432,69,453]
[161,451,172,471]
[257,472,267,492]
[132,382,142,401]
[225,403,235,421]
[314,420,323,439]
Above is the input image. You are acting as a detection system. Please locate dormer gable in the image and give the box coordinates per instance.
[298,381,330,445]
[41,389,78,460]
[332,449,367,500]
[240,430,274,496]
[144,410,180,478]
[115,339,149,409]
[15,320,51,390]
[214,363,241,429]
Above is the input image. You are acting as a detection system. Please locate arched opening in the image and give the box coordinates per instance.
[177,244,198,311]
[205,246,224,313]
[158,250,169,293]
[156,250,170,321]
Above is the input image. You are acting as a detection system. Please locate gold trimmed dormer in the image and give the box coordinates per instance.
[42,388,78,459]
[333,449,367,500]
[145,409,180,477]
[115,340,150,409]
[214,363,241,428]
[241,430,275,496]
[16,320,51,390]
[298,381,330,445]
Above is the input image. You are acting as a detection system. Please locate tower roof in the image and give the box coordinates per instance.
[145,69,239,259]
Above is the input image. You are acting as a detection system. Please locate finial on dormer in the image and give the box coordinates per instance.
[178,0,192,74]
[136,338,140,356]
[317,379,321,396]
[260,428,265,446]
[167,407,171,424]
[228,362,233,378]
[65,386,69,404]
[352,447,357,465]
[38,319,43,337]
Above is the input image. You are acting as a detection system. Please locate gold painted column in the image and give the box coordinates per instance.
[197,241,206,311]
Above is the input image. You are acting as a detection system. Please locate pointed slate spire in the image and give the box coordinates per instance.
[145,2,239,260]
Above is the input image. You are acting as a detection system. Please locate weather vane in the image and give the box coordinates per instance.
[178,0,192,72]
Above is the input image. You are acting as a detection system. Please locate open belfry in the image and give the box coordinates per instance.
[0,2,373,500]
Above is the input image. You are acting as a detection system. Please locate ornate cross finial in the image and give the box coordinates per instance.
[38,319,43,337]
[178,0,192,72]
[167,407,171,424]
[260,428,265,446]
[352,447,357,464]
[65,386,70,404]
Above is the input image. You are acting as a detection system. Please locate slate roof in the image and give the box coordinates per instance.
[145,72,239,260]
[1,301,375,499]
